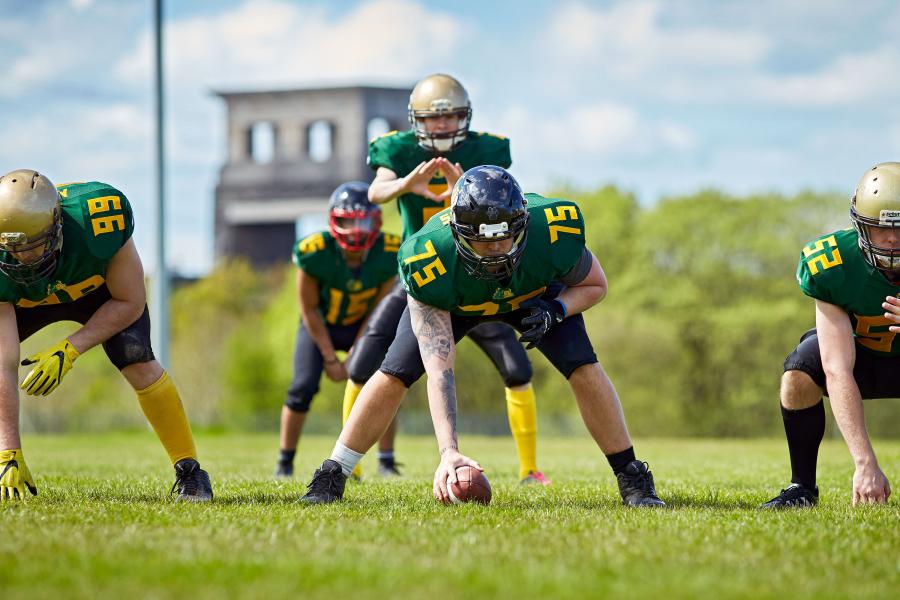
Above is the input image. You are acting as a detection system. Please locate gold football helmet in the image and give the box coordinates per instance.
[0,169,63,284]
[851,162,900,275]
[408,73,472,153]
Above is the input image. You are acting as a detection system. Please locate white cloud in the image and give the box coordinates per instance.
[115,0,464,91]
[749,45,900,106]
[547,1,771,77]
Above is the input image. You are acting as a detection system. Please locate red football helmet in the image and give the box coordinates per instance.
[328,182,382,252]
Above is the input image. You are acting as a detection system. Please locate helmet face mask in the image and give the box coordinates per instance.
[0,170,63,285]
[328,182,381,253]
[449,166,529,282]
[850,162,900,279]
[408,74,472,154]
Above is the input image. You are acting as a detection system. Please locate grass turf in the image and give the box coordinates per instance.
[1,433,898,599]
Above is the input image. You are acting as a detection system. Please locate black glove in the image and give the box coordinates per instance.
[518,298,566,349]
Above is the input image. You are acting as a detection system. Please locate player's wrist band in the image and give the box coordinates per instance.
[554,298,568,319]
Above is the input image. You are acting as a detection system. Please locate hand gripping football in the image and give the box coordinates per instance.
[446,465,492,505]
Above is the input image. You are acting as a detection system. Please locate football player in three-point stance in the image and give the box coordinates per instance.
[276,183,398,478]
[0,170,212,502]
[301,166,665,507]
[343,73,550,484]
[764,163,900,508]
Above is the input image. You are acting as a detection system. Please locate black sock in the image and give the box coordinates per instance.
[782,401,825,489]
[279,449,296,465]
[606,446,636,475]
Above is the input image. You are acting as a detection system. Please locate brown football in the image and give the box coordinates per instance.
[447,465,492,505]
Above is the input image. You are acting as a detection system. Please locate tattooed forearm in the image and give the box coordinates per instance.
[439,368,457,433]
[409,297,453,362]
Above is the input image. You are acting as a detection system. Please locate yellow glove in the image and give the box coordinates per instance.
[0,449,37,501]
[20,339,80,396]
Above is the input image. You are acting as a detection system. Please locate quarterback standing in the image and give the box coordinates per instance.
[343,73,549,484]
[764,162,900,508]
[301,166,665,507]
[275,183,397,477]
[0,170,211,502]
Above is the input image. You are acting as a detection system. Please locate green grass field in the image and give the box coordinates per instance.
[1,433,898,599]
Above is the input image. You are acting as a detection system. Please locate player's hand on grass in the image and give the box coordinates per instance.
[323,357,348,382]
[20,338,80,396]
[852,463,891,505]
[433,448,482,505]
[0,449,38,502]
[401,159,444,202]
[882,295,900,333]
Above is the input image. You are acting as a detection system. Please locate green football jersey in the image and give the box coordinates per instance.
[367,129,512,239]
[0,181,135,307]
[398,194,585,315]
[293,230,400,326]
[797,227,900,356]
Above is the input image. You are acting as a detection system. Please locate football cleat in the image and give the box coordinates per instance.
[760,483,819,509]
[378,457,403,478]
[616,460,665,507]
[274,461,294,478]
[519,470,551,486]
[300,459,347,504]
[171,458,213,502]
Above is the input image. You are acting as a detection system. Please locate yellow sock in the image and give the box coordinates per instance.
[137,371,197,465]
[342,381,364,479]
[342,381,363,424]
[506,385,538,480]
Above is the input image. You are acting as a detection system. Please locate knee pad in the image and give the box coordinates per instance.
[503,362,533,388]
[103,307,155,370]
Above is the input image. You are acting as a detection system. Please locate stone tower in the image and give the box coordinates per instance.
[213,85,411,265]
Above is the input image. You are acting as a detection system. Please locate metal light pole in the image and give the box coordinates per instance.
[152,0,170,367]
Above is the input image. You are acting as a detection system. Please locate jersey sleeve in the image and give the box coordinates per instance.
[292,231,330,280]
[795,233,851,305]
[796,252,835,304]
[477,133,512,168]
[79,186,135,260]
[368,131,403,172]
[535,197,587,279]
[398,235,456,310]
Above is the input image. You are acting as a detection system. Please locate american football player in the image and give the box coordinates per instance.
[301,166,665,507]
[0,170,211,502]
[343,74,549,484]
[764,162,900,508]
[275,182,398,477]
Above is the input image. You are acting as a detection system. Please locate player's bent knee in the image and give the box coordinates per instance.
[503,364,533,388]
[121,360,164,391]
[285,396,313,413]
[780,369,823,409]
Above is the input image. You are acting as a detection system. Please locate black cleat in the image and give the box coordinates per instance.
[300,459,347,504]
[171,458,213,502]
[616,460,666,507]
[274,461,294,478]
[378,458,403,478]
[761,483,819,509]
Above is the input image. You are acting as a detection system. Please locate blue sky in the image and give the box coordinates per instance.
[3,0,900,274]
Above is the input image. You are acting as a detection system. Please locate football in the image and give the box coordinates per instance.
[447,465,492,505]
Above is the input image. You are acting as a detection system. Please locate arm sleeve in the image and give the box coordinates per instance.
[368,135,397,172]
[559,247,593,286]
